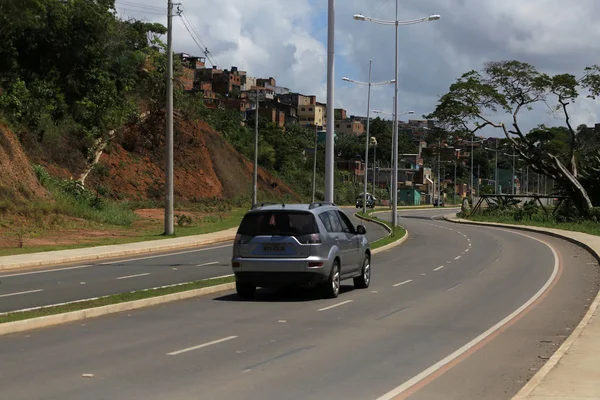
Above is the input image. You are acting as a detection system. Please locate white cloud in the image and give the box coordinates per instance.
[118,0,600,136]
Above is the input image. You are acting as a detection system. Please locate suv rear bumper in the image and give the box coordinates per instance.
[234,271,328,288]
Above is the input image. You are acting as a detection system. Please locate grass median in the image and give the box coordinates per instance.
[357,209,407,250]
[0,275,235,324]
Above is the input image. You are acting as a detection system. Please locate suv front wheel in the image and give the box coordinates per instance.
[353,254,371,289]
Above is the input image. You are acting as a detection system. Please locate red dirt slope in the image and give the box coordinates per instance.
[90,115,300,202]
[0,124,48,202]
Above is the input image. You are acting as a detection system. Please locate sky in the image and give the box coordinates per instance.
[115,0,600,138]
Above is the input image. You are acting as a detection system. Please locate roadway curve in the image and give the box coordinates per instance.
[0,208,387,313]
[0,208,597,400]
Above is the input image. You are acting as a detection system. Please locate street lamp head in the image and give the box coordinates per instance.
[353,14,367,21]
[342,77,351,82]
[372,110,381,114]
[428,14,441,21]
[408,111,415,114]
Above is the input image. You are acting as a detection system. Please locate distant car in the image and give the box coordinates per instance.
[356,193,376,209]
[231,202,371,299]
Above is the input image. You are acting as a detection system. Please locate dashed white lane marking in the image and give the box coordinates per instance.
[465,248,470,252]
[317,300,353,312]
[167,336,238,356]
[433,266,445,271]
[0,265,92,278]
[393,279,413,287]
[0,289,44,298]
[375,228,561,400]
[116,273,151,280]
[493,257,500,263]
[454,256,462,260]
[196,261,219,267]
[448,283,462,291]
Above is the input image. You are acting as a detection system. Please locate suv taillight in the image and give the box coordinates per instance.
[296,233,321,244]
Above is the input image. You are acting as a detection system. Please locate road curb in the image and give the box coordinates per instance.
[442,213,600,400]
[356,211,408,254]
[0,282,235,337]
[0,232,237,273]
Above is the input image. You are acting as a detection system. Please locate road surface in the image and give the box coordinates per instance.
[0,208,597,399]
[0,207,387,312]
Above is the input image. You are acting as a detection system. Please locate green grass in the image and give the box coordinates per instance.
[466,213,600,236]
[0,275,235,324]
[357,211,407,250]
[0,208,247,257]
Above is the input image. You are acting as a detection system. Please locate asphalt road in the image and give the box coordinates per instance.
[1,208,597,399]
[0,207,388,313]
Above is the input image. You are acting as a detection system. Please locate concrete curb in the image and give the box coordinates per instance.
[442,213,600,400]
[0,230,237,272]
[356,211,409,254]
[0,282,235,337]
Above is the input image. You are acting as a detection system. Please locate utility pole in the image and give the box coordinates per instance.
[311,126,318,203]
[324,0,335,203]
[252,86,259,207]
[372,142,377,195]
[164,0,175,235]
[362,60,372,214]
[512,148,516,195]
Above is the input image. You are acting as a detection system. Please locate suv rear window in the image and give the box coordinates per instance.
[238,211,319,236]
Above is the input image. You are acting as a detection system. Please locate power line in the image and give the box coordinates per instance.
[114,0,165,12]
[116,7,165,16]
[373,0,390,17]
[176,6,218,67]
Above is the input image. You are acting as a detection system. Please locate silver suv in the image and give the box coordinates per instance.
[231,202,371,299]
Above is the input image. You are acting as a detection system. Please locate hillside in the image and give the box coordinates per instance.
[86,114,300,203]
[0,124,48,203]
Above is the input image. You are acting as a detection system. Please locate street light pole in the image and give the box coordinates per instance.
[391,0,400,226]
[324,0,335,203]
[372,141,377,195]
[311,125,318,203]
[342,64,394,213]
[353,4,440,225]
[252,85,259,207]
[164,0,174,235]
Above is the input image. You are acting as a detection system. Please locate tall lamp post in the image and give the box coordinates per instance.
[324,0,335,203]
[342,62,394,214]
[354,7,440,227]
[503,150,519,195]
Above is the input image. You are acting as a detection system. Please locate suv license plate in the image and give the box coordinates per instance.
[264,244,286,252]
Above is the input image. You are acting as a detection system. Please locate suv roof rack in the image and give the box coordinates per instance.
[308,202,336,209]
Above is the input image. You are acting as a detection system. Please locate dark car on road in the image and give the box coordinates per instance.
[231,203,371,299]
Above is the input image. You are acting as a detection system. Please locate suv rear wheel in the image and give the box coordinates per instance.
[236,281,256,299]
[322,260,340,299]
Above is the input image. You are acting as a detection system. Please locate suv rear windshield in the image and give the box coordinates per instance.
[238,210,318,236]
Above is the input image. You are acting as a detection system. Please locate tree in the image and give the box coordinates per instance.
[425,60,600,215]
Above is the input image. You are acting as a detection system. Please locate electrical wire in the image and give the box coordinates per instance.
[177,5,218,67]
[114,0,165,12]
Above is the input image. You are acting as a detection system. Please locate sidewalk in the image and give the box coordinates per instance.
[445,214,600,400]
[0,228,238,272]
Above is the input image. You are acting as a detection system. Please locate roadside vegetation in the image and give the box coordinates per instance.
[428,60,600,234]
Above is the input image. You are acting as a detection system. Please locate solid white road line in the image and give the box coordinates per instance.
[116,273,151,280]
[101,244,233,265]
[317,300,353,312]
[196,261,219,267]
[0,289,44,298]
[167,335,238,356]
[375,229,560,400]
[393,279,413,287]
[0,265,92,278]
[433,266,445,271]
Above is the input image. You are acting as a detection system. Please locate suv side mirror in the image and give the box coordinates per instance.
[356,225,367,235]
